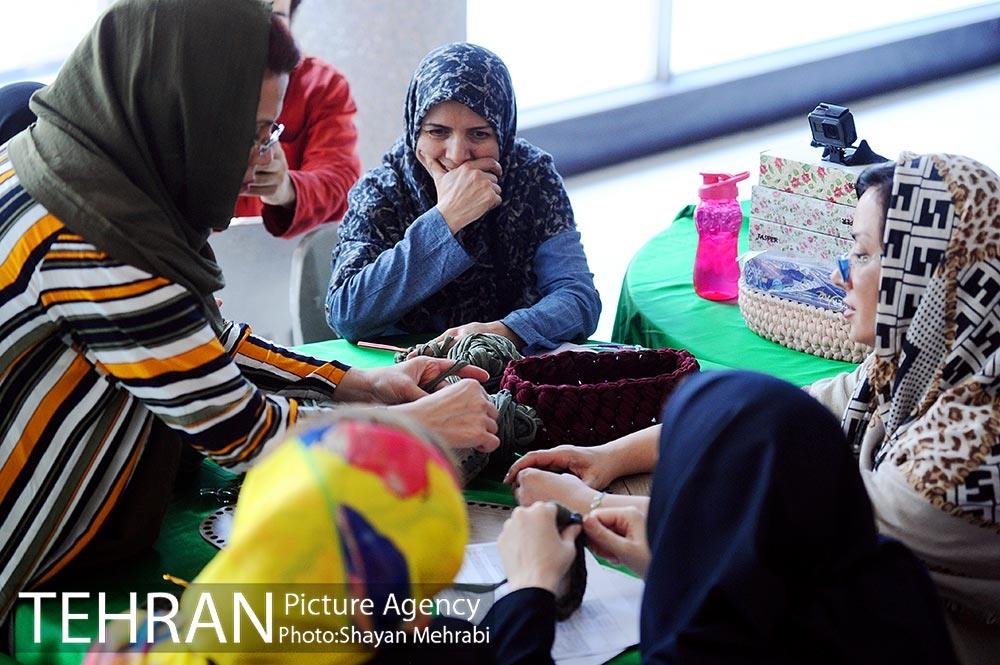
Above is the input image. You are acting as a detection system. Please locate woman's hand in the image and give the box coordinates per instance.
[504,444,619,489]
[583,507,650,578]
[242,144,296,207]
[371,357,489,403]
[336,359,489,404]
[423,155,502,233]
[498,502,582,594]
[408,321,524,360]
[511,468,595,515]
[392,379,500,452]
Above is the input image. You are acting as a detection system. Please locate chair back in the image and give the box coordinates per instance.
[289,223,341,345]
[210,218,296,344]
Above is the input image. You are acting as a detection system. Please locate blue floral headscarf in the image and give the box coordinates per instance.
[330,42,576,333]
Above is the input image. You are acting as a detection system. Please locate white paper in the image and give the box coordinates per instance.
[551,550,643,662]
[446,543,643,664]
[465,501,513,544]
[452,541,507,585]
[539,341,596,355]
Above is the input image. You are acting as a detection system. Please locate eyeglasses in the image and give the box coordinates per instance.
[837,252,877,282]
[254,121,284,157]
[199,479,243,506]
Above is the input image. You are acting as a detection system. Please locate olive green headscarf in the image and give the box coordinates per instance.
[8,0,272,333]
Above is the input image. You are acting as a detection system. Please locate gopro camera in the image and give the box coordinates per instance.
[809,103,856,150]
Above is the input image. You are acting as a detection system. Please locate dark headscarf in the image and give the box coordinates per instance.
[8,0,271,333]
[331,42,575,333]
[0,82,43,145]
[642,371,957,663]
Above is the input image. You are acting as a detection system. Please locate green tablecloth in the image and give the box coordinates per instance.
[296,336,410,368]
[13,338,635,664]
[612,205,856,386]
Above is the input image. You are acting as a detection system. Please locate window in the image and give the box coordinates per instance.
[470,0,1000,173]
[469,0,997,111]
[669,0,993,74]
[3,1,109,85]
[466,0,659,110]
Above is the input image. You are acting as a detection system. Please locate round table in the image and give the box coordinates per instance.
[612,205,856,386]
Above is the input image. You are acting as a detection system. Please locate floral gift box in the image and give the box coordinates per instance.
[750,185,855,241]
[758,150,869,206]
[748,217,853,262]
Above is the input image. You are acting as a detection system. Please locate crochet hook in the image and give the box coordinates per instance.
[418,359,469,393]
[357,340,409,353]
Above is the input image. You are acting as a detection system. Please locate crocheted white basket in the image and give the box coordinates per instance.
[738,279,870,363]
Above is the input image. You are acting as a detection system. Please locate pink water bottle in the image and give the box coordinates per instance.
[693,171,748,301]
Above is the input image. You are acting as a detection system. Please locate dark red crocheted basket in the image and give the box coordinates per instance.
[500,349,700,448]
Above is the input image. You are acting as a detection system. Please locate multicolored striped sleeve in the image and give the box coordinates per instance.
[218,321,349,402]
[39,235,347,471]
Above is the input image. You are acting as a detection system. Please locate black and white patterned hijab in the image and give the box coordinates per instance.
[842,153,1000,527]
[331,42,575,333]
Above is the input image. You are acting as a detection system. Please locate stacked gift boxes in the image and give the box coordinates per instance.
[749,150,868,261]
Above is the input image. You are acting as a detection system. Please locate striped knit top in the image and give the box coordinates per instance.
[0,151,349,621]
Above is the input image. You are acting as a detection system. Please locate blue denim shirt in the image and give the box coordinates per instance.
[326,207,600,353]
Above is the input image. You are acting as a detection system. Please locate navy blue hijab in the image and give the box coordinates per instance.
[642,371,956,664]
[0,82,43,145]
[330,43,575,333]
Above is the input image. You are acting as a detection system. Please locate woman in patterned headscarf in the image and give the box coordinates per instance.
[815,152,1000,661]
[327,42,601,354]
[504,153,1000,662]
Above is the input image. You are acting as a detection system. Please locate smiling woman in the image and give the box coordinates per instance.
[419,101,501,165]
[326,42,602,353]
[416,100,503,237]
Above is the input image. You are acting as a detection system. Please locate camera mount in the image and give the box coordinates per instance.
[812,139,887,166]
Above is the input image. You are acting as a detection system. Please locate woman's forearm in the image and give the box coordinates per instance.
[597,493,650,513]
[501,230,600,352]
[602,424,660,478]
[326,208,473,341]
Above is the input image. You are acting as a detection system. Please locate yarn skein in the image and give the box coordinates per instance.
[396,333,523,393]
[451,389,542,485]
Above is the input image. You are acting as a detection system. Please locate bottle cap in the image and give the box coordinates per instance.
[698,171,749,200]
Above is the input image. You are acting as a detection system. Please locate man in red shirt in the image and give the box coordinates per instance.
[234,0,362,238]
